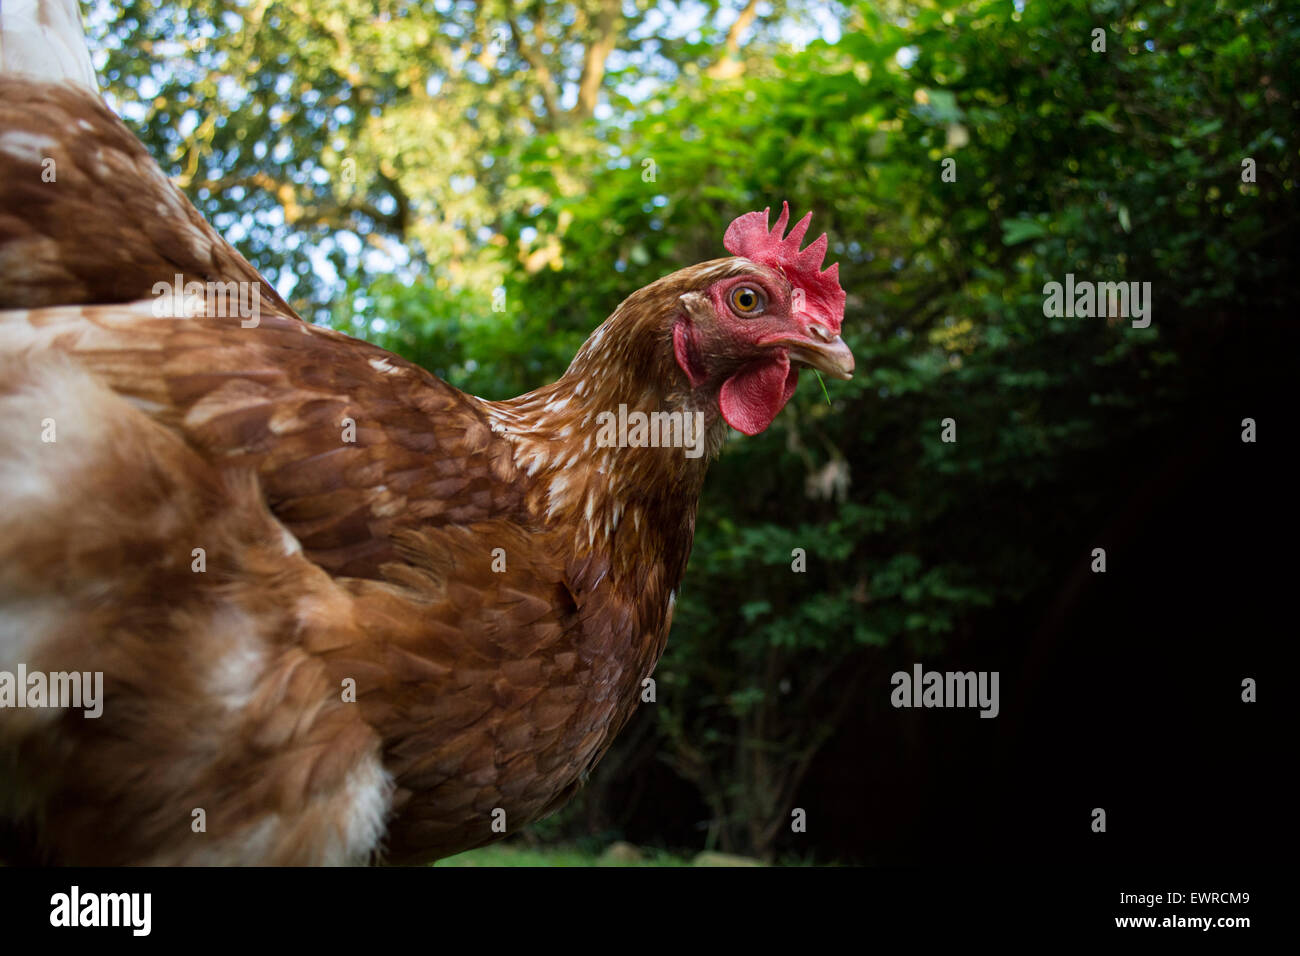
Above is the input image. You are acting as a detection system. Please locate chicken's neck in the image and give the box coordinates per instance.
[481,302,730,583]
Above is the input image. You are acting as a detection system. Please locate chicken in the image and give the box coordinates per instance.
[0,3,853,865]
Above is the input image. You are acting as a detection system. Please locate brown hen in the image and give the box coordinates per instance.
[0,7,852,865]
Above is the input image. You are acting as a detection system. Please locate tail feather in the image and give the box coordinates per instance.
[0,0,97,91]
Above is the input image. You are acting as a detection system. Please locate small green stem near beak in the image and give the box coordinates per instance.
[814,370,831,405]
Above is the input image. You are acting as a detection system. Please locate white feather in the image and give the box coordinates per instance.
[0,0,99,91]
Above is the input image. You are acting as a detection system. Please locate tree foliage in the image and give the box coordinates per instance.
[97,0,1298,859]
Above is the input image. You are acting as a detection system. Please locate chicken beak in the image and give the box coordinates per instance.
[783,335,855,380]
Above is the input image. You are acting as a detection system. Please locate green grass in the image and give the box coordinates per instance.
[435,844,691,867]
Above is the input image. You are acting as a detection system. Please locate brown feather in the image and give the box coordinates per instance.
[0,74,786,865]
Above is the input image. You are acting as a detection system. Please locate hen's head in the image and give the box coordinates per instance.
[669,202,852,435]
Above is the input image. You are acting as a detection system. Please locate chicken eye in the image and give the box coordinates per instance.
[729,285,765,315]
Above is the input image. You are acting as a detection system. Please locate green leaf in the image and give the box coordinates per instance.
[1001,218,1049,246]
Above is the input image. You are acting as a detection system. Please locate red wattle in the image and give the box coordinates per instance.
[719,353,798,436]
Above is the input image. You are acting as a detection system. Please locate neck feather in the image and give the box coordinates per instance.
[479,274,733,568]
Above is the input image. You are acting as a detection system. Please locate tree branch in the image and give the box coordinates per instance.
[506,10,561,125]
[707,0,761,79]
[574,0,620,119]
[723,0,761,58]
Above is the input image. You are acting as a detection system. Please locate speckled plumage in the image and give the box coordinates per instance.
[0,74,851,865]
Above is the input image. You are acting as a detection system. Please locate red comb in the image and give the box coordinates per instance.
[723,202,846,333]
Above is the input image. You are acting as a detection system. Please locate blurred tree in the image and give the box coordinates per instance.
[94,0,817,322]
[92,0,1298,860]
[492,0,1297,858]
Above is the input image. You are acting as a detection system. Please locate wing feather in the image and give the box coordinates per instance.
[1,299,528,580]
